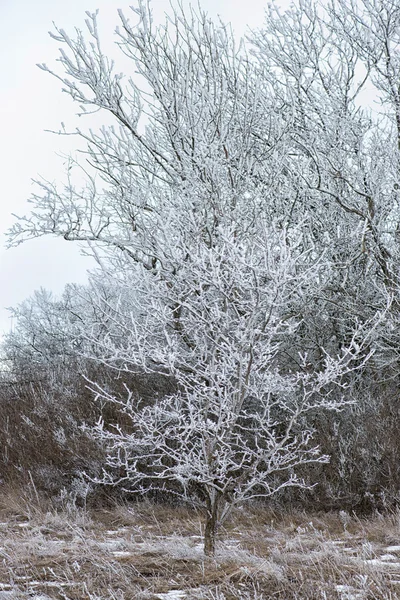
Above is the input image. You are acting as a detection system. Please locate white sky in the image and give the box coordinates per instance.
[0,0,271,336]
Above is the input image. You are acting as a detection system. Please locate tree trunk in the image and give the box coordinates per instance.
[204,497,219,556]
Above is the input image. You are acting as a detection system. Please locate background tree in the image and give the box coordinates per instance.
[251,0,400,510]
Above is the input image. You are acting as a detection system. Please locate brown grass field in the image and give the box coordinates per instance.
[1,489,400,599]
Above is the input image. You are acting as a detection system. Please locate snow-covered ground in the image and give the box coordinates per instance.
[0,503,399,599]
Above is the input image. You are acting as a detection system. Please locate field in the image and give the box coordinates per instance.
[1,491,400,599]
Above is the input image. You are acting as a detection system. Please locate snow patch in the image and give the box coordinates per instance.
[105,528,129,536]
[96,540,126,552]
[378,553,398,561]
[112,550,133,558]
[36,582,71,588]
[21,581,70,588]
[155,593,187,599]
[365,558,400,567]
[335,584,364,599]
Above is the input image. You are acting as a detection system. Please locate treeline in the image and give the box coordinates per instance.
[0,285,176,505]
[0,280,399,514]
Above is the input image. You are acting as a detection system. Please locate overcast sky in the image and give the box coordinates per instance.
[0,0,271,336]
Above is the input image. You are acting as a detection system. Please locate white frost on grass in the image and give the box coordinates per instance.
[378,553,398,561]
[112,550,133,558]
[130,536,204,560]
[220,538,241,548]
[105,528,130,536]
[335,584,364,599]
[133,533,283,577]
[155,592,187,599]
[96,540,126,552]
[26,581,71,588]
[385,545,400,553]
[365,558,400,567]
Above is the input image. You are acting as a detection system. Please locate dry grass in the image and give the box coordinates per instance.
[0,489,400,599]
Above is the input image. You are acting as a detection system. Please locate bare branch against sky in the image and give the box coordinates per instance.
[0,0,270,336]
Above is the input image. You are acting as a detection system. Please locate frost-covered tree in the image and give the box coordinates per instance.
[3,287,82,380]
[7,1,386,553]
[249,0,400,512]
[252,0,400,341]
[87,224,369,555]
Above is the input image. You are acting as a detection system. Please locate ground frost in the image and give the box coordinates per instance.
[2,505,400,598]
